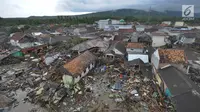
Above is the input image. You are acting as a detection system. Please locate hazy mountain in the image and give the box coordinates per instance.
[26,8,200,19]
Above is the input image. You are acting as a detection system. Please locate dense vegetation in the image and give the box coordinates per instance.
[0,9,200,26]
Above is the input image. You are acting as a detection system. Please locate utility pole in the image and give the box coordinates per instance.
[147,6,151,24]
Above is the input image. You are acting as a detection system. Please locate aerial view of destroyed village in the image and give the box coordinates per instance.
[1,1,200,112]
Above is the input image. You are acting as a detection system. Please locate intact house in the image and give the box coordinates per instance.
[104,25,132,31]
[161,21,172,26]
[178,33,197,44]
[97,19,112,29]
[149,31,169,47]
[104,41,127,61]
[174,21,185,27]
[111,19,126,25]
[135,25,146,32]
[62,51,97,88]
[10,32,42,49]
[126,42,149,63]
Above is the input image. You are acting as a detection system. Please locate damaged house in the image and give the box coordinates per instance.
[178,33,197,44]
[73,27,87,35]
[151,49,186,69]
[62,51,97,87]
[130,32,152,46]
[71,39,109,54]
[126,42,149,63]
[10,32,42,49]
[104,41,127,61]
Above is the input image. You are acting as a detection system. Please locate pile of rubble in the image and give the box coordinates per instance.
[0,41,175,112]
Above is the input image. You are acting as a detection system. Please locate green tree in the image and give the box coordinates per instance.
[9,27,21,34]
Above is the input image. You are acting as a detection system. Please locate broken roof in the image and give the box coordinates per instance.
[182,33,197,38]
[125,58,145,67]
[151,31,168,36]
[19,35,38,43]
[63,51,96,76]
[71,38,109,52]
[11,32,24,41]
[158,49,186,63]
[106,41,126,55]
[126,42,145,49]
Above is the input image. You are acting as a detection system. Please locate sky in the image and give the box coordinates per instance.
[0,0,199,18]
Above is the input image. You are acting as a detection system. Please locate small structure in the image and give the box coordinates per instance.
[174,21,185,27]
[104,25,132,31]
[62,51,97,87]
[32,32,43,37]
[98,19,112,29]
[135,25,146,32]
[150,31,168,47]
[126,42,148,63]
[126,42,145,53]
[119,29,135,34]
[161,21,172,26]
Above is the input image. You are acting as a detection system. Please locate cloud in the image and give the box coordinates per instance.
[0,0,89,17]
[0,0,199,17]
[57,0,200,12]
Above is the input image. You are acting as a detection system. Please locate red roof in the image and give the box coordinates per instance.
[63,51,96,76]
[11,32,24,41]
[56,28,63,33]
[119,29,135,33]
[126,42,145,49]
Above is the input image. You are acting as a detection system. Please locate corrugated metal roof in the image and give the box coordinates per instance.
[63,51,96,76]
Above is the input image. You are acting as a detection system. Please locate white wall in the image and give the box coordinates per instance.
[104,25,132,31]
[10,39,18,46]
[151,49,160,69]
[136,27,145,32]
[112,20,120,24]
[74,62,95,83]
[98,20,109,29]
[152,36,166,47]
[128,54,149,63]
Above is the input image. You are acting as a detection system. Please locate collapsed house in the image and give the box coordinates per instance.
[71,39,109,53]
[130,32,152,46]
[62,51,97,88]
[125,58,145,72]
[178,33,197,44]
[10,32,42,49]
[104,41,127,61]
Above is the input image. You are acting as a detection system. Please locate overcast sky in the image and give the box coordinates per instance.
[0,0,199,18]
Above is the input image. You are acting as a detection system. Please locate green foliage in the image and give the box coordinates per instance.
[8,27,21,34]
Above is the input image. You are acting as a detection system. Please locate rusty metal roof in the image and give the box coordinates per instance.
[126,42,145,49]
[63,51,96,76]
[158,49,186,63]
